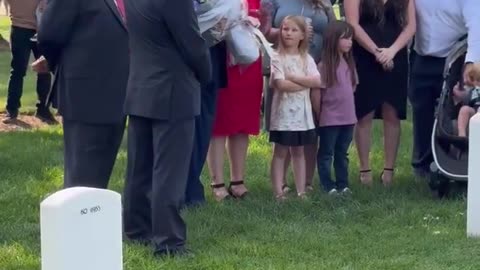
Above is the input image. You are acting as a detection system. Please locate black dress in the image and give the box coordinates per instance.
[353,1,409,120]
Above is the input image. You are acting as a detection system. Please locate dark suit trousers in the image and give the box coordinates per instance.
[123,116,195,253]
[6,26,51,113]
[184,86,218,206]
[63,119,126,189]
[408,53,446,174]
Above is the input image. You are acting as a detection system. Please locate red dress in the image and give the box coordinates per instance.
[211,0,263,137]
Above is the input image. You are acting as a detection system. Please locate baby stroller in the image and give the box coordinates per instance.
[429,37,469,198]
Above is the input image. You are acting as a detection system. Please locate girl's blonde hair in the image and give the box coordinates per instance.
[277,16,310,59]
[469,63,480,84]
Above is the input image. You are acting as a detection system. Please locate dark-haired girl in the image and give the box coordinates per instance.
[311,21,358,194]
[345,0,416,186]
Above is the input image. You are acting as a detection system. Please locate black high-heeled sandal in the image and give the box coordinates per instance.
[228,180,248,199]
[211,183,231,202]
[381,168,394,186]
[359,169,372,185]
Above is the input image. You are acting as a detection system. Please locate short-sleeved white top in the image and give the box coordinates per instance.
[270,52,319,131]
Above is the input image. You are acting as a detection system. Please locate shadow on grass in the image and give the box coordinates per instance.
[1,118,33,129]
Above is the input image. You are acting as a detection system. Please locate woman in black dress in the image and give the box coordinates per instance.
[345,0,416,186]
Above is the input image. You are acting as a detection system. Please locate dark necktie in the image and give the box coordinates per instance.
[115,0,126,20]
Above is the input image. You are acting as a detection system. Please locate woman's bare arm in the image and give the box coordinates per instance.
[392,0,416,53]
[259,0,280,42]
[377,0,416,64]
[344,0,380,55]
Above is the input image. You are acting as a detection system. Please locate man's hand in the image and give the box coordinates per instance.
[31,56,50,74]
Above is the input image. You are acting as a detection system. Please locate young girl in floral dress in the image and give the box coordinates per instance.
[269,15,321,200]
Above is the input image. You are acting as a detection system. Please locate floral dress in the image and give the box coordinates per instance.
[269,51,319,146]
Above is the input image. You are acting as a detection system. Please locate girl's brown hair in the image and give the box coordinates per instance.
[277,16,310,60]
[320,21,357,89]
[361,0,409,28]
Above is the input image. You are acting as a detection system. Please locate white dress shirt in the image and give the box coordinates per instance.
[414,0,480,63]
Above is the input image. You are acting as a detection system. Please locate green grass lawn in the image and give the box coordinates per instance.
[1,14,480,270]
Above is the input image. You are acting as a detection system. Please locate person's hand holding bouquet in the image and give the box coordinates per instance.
[246,16,260,28]
[31,56,50,74]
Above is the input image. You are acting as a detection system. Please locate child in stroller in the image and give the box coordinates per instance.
[453,63,480,137]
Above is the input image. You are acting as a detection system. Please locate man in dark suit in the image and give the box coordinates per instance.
[184,41,228,207]
[36,0,129,189]
[122,0,211,256]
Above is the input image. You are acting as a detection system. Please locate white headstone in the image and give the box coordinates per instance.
[40,187,123,270]
[468,113,480,237]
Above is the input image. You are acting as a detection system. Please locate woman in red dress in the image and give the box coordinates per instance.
[206,0,264,201]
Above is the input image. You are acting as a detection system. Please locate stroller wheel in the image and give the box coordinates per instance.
[437,178,450,199]
[428,166,451,199]
[429,172,450,199]
[428,164,440,190]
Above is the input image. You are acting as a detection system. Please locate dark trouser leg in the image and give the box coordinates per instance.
[151,118,195,254]
[6,26,35,115]
[317,127,339,192]
[123,116,154,241]
[185,85,218,206]
[333,125,354,190]
[62,119,125,189]
[408,38,416,72]
[263,77,272,131]
[31,41,52,109]
[408,55,445,175]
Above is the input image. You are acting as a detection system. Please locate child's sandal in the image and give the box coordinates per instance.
[297,192,308,200]
[275,193,288,201]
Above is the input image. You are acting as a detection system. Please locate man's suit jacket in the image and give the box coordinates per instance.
[124,0,212,121]
[37,0,129,124]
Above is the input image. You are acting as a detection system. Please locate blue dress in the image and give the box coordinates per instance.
[262,0,335,62]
